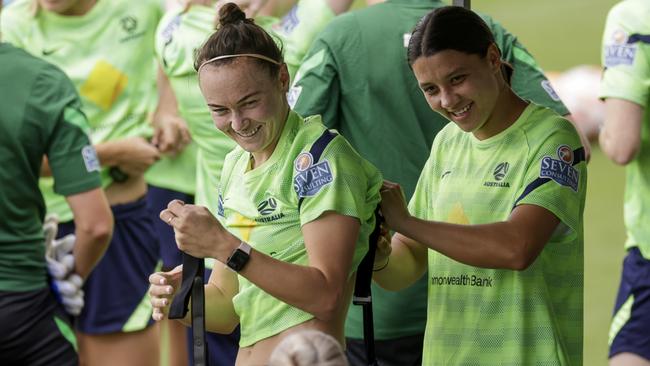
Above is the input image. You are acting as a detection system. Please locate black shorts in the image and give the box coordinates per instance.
[0,287,78,366]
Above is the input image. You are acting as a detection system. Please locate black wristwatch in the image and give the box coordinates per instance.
[226,241,252,272]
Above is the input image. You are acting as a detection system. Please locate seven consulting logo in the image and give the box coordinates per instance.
[539,144,580,192]
[293,152,334,198]
[604,28,637,67]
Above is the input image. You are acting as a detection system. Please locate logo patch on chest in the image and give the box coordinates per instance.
[483,162,511,188]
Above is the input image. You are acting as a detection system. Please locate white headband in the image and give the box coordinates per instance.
[198,53,282,73]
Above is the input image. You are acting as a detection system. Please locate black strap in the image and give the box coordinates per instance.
[352,209,382,366]
[169,254,207,366]
[295,128,379,365]
[297,129,338,210]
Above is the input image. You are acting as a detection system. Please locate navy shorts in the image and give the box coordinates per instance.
[186,267,240,366]
[346,333,423,366]
[146,185,194,270]
[609,247,650,360]
[58,197,160,334]
[0,288,78,366]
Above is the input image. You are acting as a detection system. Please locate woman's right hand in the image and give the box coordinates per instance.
[148,265,183,321]
[379,180,411,233]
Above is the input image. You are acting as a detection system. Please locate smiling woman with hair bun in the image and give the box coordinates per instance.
[148,3,381,365]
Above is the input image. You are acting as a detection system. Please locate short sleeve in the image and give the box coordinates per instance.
[291,39,342,129]
[296,135,381,226]
[30,66,102,196]
[599,3,650,105]
[513,120,587,241]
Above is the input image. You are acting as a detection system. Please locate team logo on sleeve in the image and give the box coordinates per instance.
[293,153,334,198]
[81,145,100,172]
[604,28,637,67]
[287,86,302,109]
[217,194,225,217]
[274,6,299,35]
[539,145,580,191]
[541,80,561,102]
[160,15,181,46]
[294,152,313,171]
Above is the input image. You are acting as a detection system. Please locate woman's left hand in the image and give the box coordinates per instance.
[379,180,411,233]
[160,200,238,262]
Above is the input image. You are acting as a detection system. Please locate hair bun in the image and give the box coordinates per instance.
[218,3,247,27]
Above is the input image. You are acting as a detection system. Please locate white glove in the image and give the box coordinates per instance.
[43,216,85,316]
[46,234,76,279]
[50,273,85,316]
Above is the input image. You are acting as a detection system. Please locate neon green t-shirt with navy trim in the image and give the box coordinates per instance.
[409,104,586,365]
[2,0,163,221]
[217,111,381,347]
[291,0,570,340]
[599,0,650,260]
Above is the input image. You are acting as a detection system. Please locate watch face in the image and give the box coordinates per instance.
[227,249,250,271]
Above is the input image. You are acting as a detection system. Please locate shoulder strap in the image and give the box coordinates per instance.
[294,128,380,365]
[353,208,382,366]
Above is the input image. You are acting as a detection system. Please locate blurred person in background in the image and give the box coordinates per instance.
[0,1,113,363]
[547,65,604,143]
[0,0,178,364]
[599,1,650,365]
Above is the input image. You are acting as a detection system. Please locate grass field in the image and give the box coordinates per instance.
[473,1,627,364]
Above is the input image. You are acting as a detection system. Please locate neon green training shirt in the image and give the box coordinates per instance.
[217,111,381,347]
[409,104,586,365]
[600,0,650,260]
[291,0,570,341]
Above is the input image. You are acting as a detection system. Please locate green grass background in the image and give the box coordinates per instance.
[472,1,626,365]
